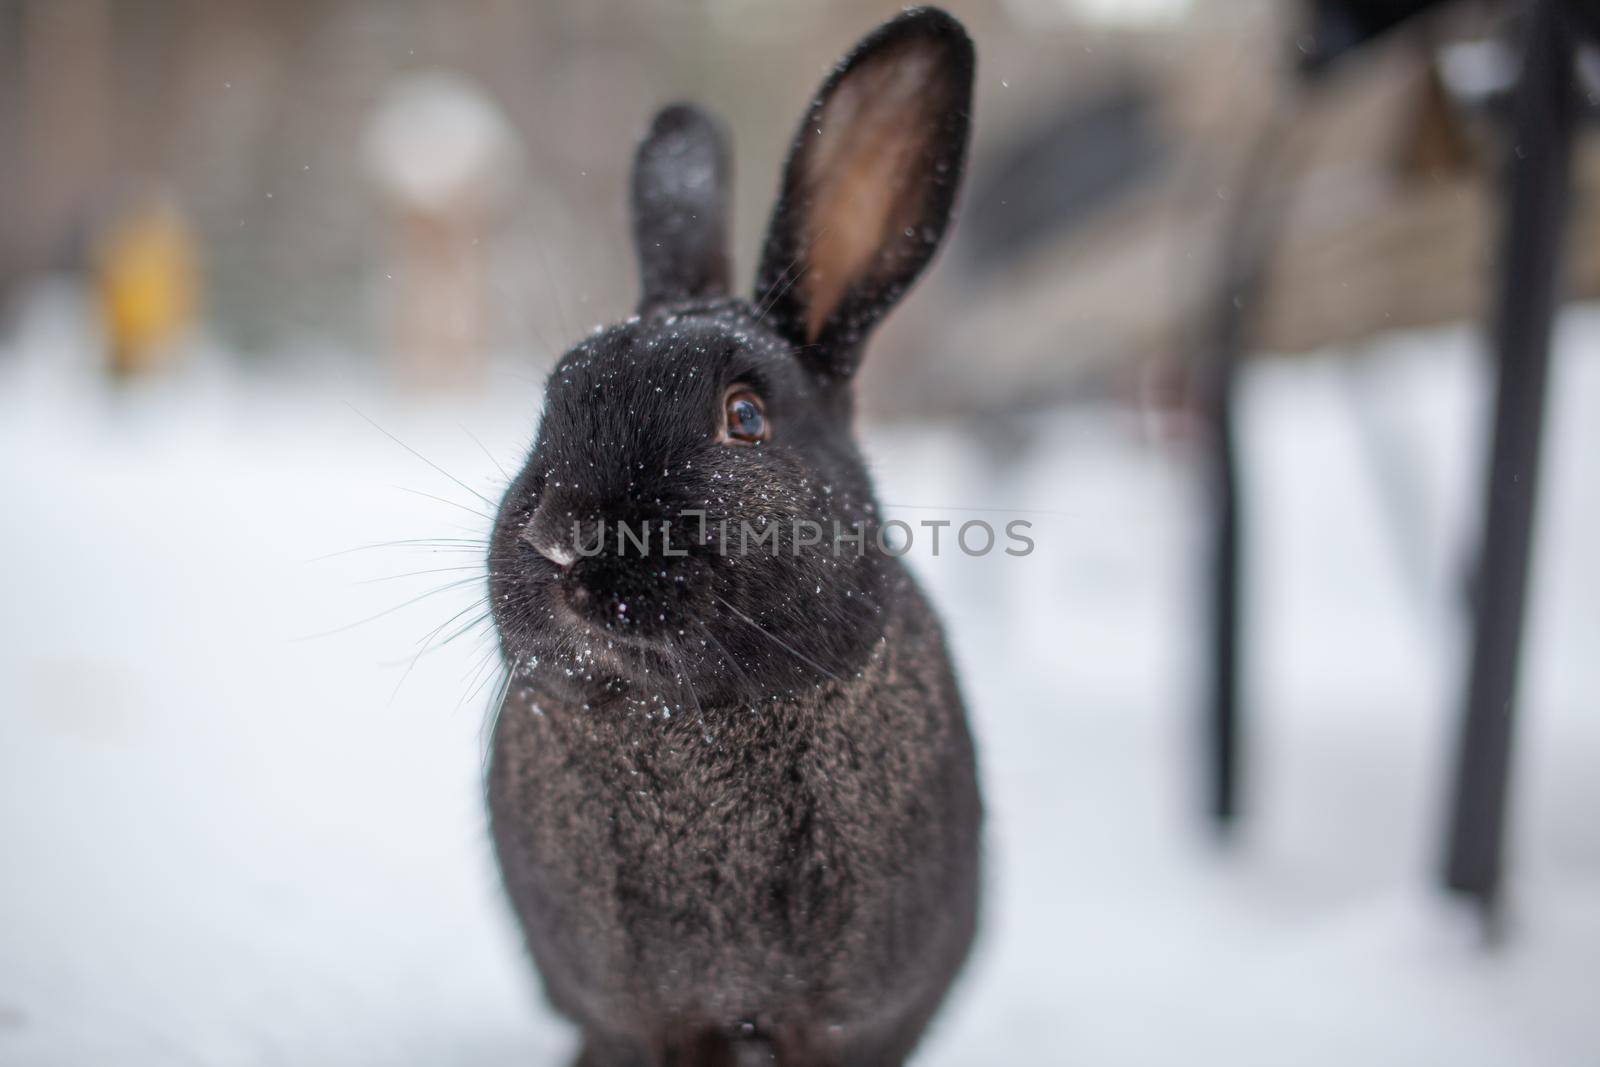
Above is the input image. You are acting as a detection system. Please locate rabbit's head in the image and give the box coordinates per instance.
[490,7,973,703]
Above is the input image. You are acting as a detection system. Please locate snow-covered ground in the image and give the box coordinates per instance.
[1,291,1597,1065]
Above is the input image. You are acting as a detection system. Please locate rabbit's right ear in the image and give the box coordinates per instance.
[754,7,973,380]
[631,104,733,311]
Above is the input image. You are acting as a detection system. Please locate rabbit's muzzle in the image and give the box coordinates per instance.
[517,492,702,647]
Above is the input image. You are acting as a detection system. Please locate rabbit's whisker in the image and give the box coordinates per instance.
[347,403,497,509]
[295,575,486,641]
[713,593,839,682]
[378,596,491,669]
[358,565,486,586]
[459,642,509,714]
[393,484,496,523]
[753,223,829,325]
[479,659,522,770]
[460,424,514,484]
[662,638,703,725]
[305,538,489,563]
[699,623,759,705]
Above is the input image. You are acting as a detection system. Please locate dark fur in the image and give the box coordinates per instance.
[486,10,981,1065]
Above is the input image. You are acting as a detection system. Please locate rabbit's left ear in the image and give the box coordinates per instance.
[754,7,973,379]
[632,104,733,310]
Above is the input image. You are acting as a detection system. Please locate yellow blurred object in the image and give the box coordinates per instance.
[96,200,198,378]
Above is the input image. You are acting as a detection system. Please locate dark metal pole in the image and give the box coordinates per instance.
[1442,0,1576,912]
[1207,328,1242,825]
[1202,117,1295,827]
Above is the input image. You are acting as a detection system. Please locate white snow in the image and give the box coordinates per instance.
[1,291,1596,1065]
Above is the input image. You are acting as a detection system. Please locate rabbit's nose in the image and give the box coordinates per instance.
[533,538,575,569]
[522,496,582,570]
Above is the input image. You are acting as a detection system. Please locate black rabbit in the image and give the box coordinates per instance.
[486,9,981,1065]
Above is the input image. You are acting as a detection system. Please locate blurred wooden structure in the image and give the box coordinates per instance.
[3,0,1594,399]
[1196,0,1594,927]
[887,0,1600,415]
[363,72,518,385]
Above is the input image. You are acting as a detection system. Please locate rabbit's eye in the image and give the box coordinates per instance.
[721,387,769,444]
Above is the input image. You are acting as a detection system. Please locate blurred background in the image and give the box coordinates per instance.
[1,1,1597,1064]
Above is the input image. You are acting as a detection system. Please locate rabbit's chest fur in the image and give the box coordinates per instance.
[486,584,980,1030]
